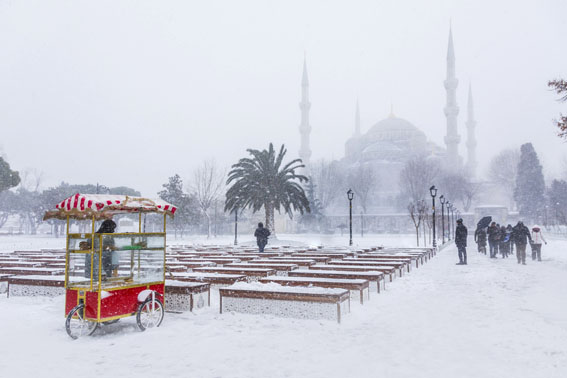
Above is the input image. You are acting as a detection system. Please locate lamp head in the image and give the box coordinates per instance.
[347,189,354,200]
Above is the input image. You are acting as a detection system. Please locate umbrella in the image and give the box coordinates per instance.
[477,216,492,230]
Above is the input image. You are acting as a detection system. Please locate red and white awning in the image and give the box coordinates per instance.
[43,194,177,220]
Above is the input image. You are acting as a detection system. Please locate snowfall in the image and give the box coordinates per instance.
[1,234,566,378]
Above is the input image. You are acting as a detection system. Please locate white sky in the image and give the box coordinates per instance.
[1,0,566,196]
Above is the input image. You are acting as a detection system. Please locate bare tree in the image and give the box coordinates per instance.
[488,148,520,210]
[438,170,479,212]
[400,157,441,204]
[417,199,428,246]
[192,159,225,238]
[408,201,422,246]
[548,79,567,138]
[312,159,344,212]
[347,163,376,214]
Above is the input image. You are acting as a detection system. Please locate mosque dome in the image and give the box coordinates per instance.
[365,114,427,143]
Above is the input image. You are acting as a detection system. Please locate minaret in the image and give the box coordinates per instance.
[299,57,312,171]
[465,84,477,178]
[354,99,361,137]
[443,25,461,171]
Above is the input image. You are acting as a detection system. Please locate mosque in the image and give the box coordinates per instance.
[297,26,478,218]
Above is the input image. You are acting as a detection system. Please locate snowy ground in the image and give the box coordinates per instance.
[1,234,566,378]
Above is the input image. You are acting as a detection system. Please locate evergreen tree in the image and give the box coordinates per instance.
[0,157,20,193]
[514,143,545,222]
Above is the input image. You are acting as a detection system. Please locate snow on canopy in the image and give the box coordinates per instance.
[43,193,177,220]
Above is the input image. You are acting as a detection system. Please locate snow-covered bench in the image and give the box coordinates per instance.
[0,274,12,294]
[309,264,397,282]
[7,275,66,297]
[170,272,247,286]
[342,257,412,273]
[224,263,299,276]
[259,276,370,304]
[164,280,210,312]
[253,258,317,267]
[219,283,350,323]
[192,267,276,282]
[0,267,64,276]
[288,269,385,293]
[328,261,405,278]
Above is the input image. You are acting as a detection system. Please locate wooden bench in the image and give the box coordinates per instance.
[310,264,397,282]
[193,267,276,281]
[288,270,385,293]
[259,276,370,304]
[254,258,317,267]
[164,280,211,312]
[329,260,405,277]
[219,283,350,323]
[7,275,66,297]
[225,263,299,275]
[170,272,247,286]
[0,274,12,294]
[342,258,412,273]
[0,267,64,276]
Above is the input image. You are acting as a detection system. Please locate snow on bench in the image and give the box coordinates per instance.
[170,272,247,286]
[259,276,370,304]
[165,280,210,312]
[7,275,68,297]
[224,262,299,275]
[328,260,406,277]
[288,270,385,293]
[358,254,421,267]
[192,267,276,282]
[0,267,64,276]
[219,282,350,323]
[252,258,317,267]
[342,257,412,273]
[0,274,12,294]
[310,264,397,282]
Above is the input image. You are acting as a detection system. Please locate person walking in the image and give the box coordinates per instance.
[512,221,532,265]
[530,225,547,261]
[506,224,514,255]
[455,218,468,265]
[474,227,487,254]
[254,222,271,253]
[487,222,500,258]
[499,225,511,258]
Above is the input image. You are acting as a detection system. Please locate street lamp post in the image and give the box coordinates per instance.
[234,208,238,246]
[439,195,446,245]
[452,207,457,240]
[347,189,354,246]
[429,185,437,248]
[447,202,452,241]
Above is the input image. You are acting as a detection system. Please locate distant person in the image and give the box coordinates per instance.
[511,221,532,265]
[254,222,271,253]
[507,224,514,255]
[530,225,547,262]
[499,225,511,258]
[474,227,487,254]
[487,222,501,258]
[455,218,468,265]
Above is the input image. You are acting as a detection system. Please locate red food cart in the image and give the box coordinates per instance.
[43,194,177,339]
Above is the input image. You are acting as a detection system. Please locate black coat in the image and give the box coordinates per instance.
[512,224,532,245]
[254,227,270,243]
[455,224,468,247]
[487,225,500,243]
[475,228,487,245]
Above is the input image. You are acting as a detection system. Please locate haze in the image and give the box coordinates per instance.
[1,0,566,196]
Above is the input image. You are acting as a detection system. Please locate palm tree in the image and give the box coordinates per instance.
[225,143,310,235]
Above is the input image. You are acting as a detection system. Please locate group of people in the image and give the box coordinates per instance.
[473,221,547,265]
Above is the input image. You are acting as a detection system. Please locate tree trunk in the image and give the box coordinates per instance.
[415,226,420,246]
[205,212,211,238]
[265,204,276,239]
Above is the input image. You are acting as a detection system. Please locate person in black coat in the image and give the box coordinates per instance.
[254,222,271,253]
[511,221,532,265]
[487,222,501,258]
[455,218,468,265]
[474,227,487,254]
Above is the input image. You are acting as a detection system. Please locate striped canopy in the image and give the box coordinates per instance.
[43,194,177,220]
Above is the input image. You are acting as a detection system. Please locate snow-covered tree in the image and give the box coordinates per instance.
[191,159,225,238]
[548,79,567,138]
[0,157,20,193]
[489,148,520,210]
[514,143,545,222]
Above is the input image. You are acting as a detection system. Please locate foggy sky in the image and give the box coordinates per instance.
[1,0,566,197]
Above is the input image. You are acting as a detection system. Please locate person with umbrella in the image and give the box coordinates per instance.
[475,216,491,255]
[455,218,468,265]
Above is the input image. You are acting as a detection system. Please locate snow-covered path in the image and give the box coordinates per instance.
[1,237,566,378]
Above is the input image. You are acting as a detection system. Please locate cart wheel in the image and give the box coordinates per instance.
[136,297,164,331]
[65,304,98,340]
